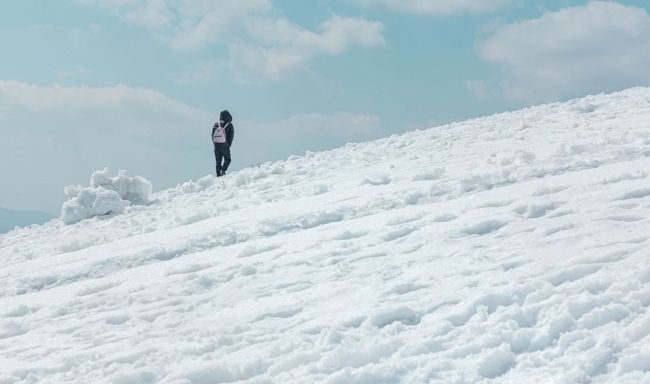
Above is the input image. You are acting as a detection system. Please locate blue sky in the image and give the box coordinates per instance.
[2,0,650,214]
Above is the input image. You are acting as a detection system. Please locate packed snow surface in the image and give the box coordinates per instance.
[2,88,650,383]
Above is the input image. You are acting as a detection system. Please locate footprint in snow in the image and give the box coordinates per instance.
[513,202,561,219]
[371,307,421,328]
[2,305,37,318]
[544,224,574,236]
[385,214,424,226]
[432,213,457,222]
[105,313,130,325]
[240,265,257,276]
[385,282,427,295]
[447,292,516,327]
[0,320,28,339]
[581,250,631,264]
[543,264,602,287]
[462,220,508,236]
[255,307,302,321]
[477,199,514,209]
[166,263,212,276]
[330,230,367,241]
[614,188,650,201]
[362,175,392,186]
[478,346,516,378]
[238,243,282,258]
[579,303,631,330]
[532,185,567,196]
[601,172,647,185]
[382,226,418,241]
[412,167,446,181]
[600,215,644,223]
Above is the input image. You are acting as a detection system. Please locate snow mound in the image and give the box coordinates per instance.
[90,167,152,205]
[61,168,152,224]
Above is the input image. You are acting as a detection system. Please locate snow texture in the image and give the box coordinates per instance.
[60,168,152,224]
[3,88,650,383]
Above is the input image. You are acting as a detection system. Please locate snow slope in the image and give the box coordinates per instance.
[2,88,650,383]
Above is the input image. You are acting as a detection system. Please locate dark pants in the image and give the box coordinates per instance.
[214,144,231,176]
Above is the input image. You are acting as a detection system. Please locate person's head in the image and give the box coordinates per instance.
[220,110,232,124]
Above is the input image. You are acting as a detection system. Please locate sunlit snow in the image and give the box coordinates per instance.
[2,88,650,383]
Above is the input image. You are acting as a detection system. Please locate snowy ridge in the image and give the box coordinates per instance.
[2,88,650,383]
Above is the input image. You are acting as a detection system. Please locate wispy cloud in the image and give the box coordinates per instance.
[469,1,650,102]
[355,0,514,15]
[230,15,385,81]
[77,0,385,81]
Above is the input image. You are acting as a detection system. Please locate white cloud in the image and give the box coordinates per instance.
[166,0,272,52]
[228,43,308,82]
[77,0,385,80]
[77,0,271,50]
[471,1,650,102]
[123,0,174,30]
[356,0,513,15]
[0,81,382,213]
[231,16,384,80]
[246,15,385,54]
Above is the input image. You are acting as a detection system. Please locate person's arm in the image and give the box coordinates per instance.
[227,124,234,148]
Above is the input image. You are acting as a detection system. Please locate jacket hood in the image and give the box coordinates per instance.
[220,110,232,123]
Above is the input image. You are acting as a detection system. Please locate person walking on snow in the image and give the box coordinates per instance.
[212,110,235,177]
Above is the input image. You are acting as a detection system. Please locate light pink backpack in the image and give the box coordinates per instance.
[212,122,230,144]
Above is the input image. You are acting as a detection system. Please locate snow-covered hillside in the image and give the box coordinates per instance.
[2,88,650,383]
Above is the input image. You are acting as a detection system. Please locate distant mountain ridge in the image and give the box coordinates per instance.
[0,207,53,234]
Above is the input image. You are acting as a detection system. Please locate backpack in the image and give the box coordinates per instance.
[212,122,230,144]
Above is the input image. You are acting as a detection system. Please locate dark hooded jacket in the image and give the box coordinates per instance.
[212,110,235,148]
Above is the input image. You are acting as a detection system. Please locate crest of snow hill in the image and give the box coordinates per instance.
[61,168,153,224]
